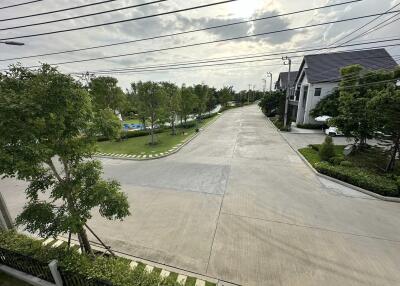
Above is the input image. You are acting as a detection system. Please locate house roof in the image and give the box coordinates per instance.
[276,71,298,89]
[296,48,398,84]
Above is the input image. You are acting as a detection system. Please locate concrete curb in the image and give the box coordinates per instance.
[266,117,400,203]
[93,113,222,162]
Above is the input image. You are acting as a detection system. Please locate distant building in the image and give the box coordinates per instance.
[289,48,398,125]
[275,71,298,93]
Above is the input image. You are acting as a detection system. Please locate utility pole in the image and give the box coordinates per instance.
[262,79,267,95]
[0,40,25,230]
[266,72,273,92]
[248,84,251,104]
[282,56,292,128]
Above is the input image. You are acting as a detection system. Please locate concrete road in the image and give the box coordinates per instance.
[2,105,400,286]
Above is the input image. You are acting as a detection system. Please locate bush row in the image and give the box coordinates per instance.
[0,231,182,286]
[296,123,326,129]
[314,162,399,197]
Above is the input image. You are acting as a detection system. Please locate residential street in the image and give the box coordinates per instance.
[2,105,400,286]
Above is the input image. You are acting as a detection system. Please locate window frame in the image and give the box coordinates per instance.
[314,87,322,97]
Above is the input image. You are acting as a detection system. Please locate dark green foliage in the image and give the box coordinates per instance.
[319,136,335,161]
[310,89,340,118]
[296,123,325,130]
[329,156,345,165]
[0,64,130,254]
[93,108,122,140]
[315,162,399,197]
[0,231,183,286]
[340,160,353,167]
[258,91,285,118]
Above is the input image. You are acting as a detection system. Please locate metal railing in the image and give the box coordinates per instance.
[0,247,55,283]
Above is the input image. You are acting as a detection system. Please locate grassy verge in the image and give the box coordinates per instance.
[97,115,218,156]
[299,145,400,197]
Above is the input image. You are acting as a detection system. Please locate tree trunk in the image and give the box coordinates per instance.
[386,136,399,172]
[172,115,176,135]
[78,228,93,255]
[150,114,155,145]
[141,117,146,131]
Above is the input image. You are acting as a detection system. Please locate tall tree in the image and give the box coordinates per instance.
[194,84,209,119]
[310,89,340,118]
[136,81,166,144]
[368,85,400,172]
[0,65,130,254]
[179,85,197,124]
[161,82,180,135]
[219,86,233,107]
[332,65,374,148]
[89,76,126,115]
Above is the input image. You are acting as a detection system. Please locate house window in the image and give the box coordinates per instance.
[314,88,322,97]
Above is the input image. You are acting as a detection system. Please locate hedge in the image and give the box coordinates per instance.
[314,162,399,197]
[296,123,326,129]
[0,231,181,286]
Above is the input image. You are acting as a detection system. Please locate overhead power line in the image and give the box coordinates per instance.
[0,0,239,41]
[14,12,400,68]
[0,0,122,22]
[78,50,400,75]
[329,2,400,47]
[0,0,42,10]
[0,0,168,31]
[338,12,400,46]
[0,0,362,62]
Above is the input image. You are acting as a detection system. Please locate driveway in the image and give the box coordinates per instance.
[2,105,400,285]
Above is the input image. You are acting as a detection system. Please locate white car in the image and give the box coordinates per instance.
[325,126,343,136]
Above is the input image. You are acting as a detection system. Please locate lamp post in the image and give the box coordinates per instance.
[0,40,24,230]
[282,56,292,128]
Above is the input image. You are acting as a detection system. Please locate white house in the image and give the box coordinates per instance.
[289,48,398,125]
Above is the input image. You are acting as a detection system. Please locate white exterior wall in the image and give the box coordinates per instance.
[302,82,338,124]
[295,70,338,124]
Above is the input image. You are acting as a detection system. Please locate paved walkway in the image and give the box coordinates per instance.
[2,105,400,285]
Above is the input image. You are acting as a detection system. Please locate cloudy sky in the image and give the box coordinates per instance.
[0,0,399,91]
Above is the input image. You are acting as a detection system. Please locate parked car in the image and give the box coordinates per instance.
[325,126,343,136]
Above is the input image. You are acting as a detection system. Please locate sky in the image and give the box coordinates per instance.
[0,0,399,91]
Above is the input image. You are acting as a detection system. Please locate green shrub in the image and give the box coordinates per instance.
[315,162,399,197]
[0,231,182,286]
[319,136,335,161]
[329,156,345,165]
[340,160,353,167]
[309,144,320,152]
[296,123,325,129]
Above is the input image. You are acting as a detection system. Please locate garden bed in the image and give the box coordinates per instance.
[299,145,400,197]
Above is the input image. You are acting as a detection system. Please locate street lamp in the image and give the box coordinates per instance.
[0,41,25,46]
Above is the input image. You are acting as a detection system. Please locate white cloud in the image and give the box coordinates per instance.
[0,0,398,91]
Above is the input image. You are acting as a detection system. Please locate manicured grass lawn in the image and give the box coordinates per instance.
[0,272,31,286]
[123,119,142,125]
[299,144,400,197]
[97,116,217,156]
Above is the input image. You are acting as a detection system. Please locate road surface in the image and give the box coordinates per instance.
[2,105,400,285]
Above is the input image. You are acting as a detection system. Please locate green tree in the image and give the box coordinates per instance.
[94,108,122,140]
[194,84,209,119]
[89,76,126,114]
[368,85,400,172]
[319,136,335,161]
[161,82,180,135]
[179,85,197,124]
[310,89,340,118]
[136,81,166,144]
[129,82,147,130]
[0,65,130,254]
[219,86,233,107]
[258,91,286,118]
[332,65,374,148]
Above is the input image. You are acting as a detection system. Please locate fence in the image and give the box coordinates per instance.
[59,269,113,286]
[0,247,55,283]
[0,247,113,286]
